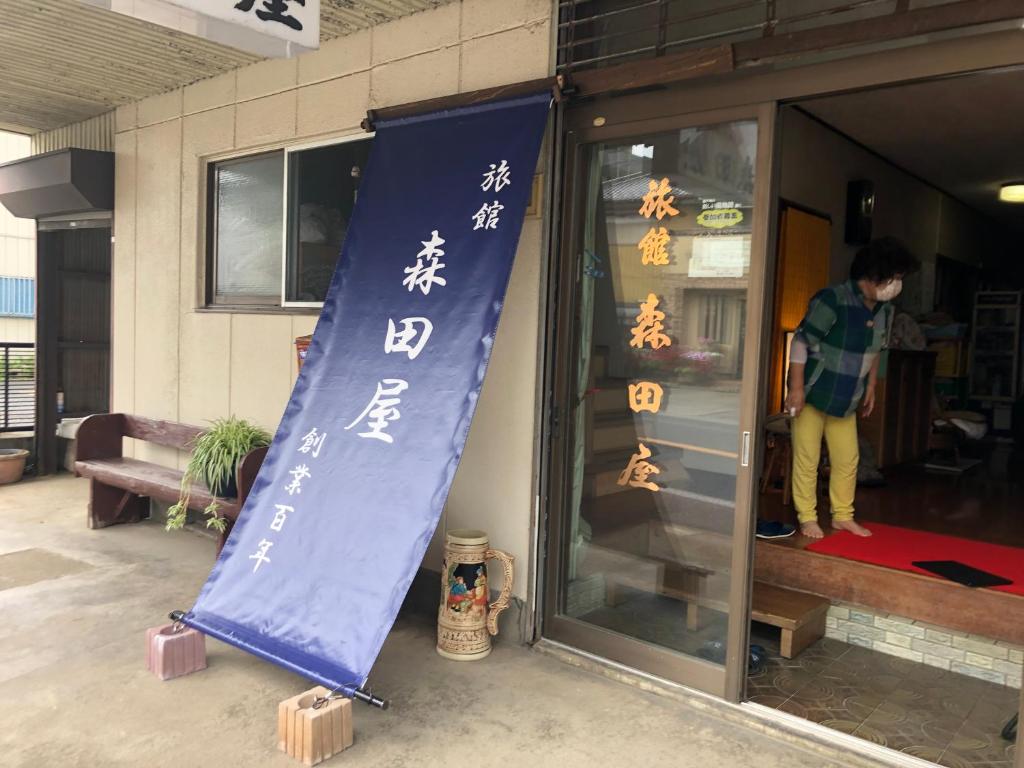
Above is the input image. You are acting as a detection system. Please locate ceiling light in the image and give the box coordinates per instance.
[999,183,1024,203]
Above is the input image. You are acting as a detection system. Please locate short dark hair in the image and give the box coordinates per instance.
[849,237,920,283]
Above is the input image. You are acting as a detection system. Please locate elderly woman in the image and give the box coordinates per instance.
[785,237,919,539]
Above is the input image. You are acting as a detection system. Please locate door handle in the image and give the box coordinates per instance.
[741,431,751,467]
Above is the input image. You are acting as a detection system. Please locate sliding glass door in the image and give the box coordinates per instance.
[543,100,776,699]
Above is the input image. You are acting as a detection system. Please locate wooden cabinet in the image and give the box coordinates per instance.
[860,349,936,468]
[768,206,831,413]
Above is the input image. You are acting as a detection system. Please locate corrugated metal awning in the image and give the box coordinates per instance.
[0,0,452,135]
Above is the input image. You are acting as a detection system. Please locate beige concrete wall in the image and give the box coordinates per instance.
[0,132,35,344]
[112,0,552,598]
[0,317,33,344]
[779,106,990,316]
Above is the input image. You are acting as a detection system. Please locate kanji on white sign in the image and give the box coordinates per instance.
[385,317,434,360]
[481,160,511,192]
[403,230,447,295]
[270,504,293,532]
[345,379,409,444]
[249,538,274,572]
[471,201,504,231]
[298,427,327,458]
[285,464,311,495]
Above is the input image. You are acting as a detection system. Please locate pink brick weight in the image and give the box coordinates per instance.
[145,623,207,680]
[278,686,354,766]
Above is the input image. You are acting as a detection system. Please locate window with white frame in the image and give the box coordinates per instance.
[206,135,373,308]
[208,151,284,305]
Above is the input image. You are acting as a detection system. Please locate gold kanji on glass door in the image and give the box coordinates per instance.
[559,120,758,667]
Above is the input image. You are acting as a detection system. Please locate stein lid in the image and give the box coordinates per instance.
[446,528,488,546]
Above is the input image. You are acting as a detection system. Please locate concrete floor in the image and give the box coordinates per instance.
[2,475,867,768]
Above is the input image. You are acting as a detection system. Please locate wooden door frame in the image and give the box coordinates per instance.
[566,27,1024,127]
[541,96,778,701]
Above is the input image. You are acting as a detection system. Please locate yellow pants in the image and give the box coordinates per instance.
[791,404,858,524]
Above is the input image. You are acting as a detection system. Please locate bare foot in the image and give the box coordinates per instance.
[800,521,825,539]
[833,519,873,537]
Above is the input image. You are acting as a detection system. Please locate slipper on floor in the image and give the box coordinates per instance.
[697,640,768,675]
[1003,713,1017,742]
[756,520,796,540]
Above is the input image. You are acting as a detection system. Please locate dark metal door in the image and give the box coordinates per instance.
[36,220,111,473]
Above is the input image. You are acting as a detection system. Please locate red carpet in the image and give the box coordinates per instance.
[805,522,1024,596]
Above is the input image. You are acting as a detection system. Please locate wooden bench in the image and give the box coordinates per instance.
[751,582,830,658]
[74,414,267,553]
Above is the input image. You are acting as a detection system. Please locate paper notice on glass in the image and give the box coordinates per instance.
[688,236,751,278]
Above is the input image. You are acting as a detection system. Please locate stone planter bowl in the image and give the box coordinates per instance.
[0,449,28,485]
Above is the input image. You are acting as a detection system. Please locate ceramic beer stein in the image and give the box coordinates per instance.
[436,529,514,661]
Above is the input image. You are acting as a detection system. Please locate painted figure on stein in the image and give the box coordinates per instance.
[437,530,514,661]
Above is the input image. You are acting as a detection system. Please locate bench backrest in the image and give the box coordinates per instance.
[123,415,204,451]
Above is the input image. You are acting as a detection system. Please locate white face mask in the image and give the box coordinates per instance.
[875,278,903,302]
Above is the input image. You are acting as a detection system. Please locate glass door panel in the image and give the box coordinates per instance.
[547,111,768,696]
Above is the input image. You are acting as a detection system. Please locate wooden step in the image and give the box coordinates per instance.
[587,385,630,417]
[584,466,636,498]
[754,538,1024,647]
[589,447,637,465]
[587,414,639,454]
[580,542,665,590]
[580,543,713,632]
[751,582,830,659]
[581,487,657,525]
[648,520,732,571]
[589,346,609,383]
[751,582,830,630]
[584,455,687,498]
[646,521,732,629]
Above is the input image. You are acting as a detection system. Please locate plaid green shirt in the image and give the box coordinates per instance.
[795,280,893,418]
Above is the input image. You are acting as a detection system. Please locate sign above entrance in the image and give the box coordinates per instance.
[80,0,319,58]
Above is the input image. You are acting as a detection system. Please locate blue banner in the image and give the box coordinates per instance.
[182,93,549,696]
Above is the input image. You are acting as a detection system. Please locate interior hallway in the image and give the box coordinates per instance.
[760,444,1024,549]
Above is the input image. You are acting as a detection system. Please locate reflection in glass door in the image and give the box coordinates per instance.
[546,108,771,697]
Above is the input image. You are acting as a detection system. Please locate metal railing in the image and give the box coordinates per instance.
[555,0,970,72]
[1,343,35,432]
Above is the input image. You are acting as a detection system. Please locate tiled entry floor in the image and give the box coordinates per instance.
[748,635,1019,767]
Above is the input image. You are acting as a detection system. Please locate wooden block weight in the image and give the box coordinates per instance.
[145,623,207,681]
[278,686,354,766]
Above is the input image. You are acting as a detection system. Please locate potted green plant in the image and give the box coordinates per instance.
[166,417,271,533]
